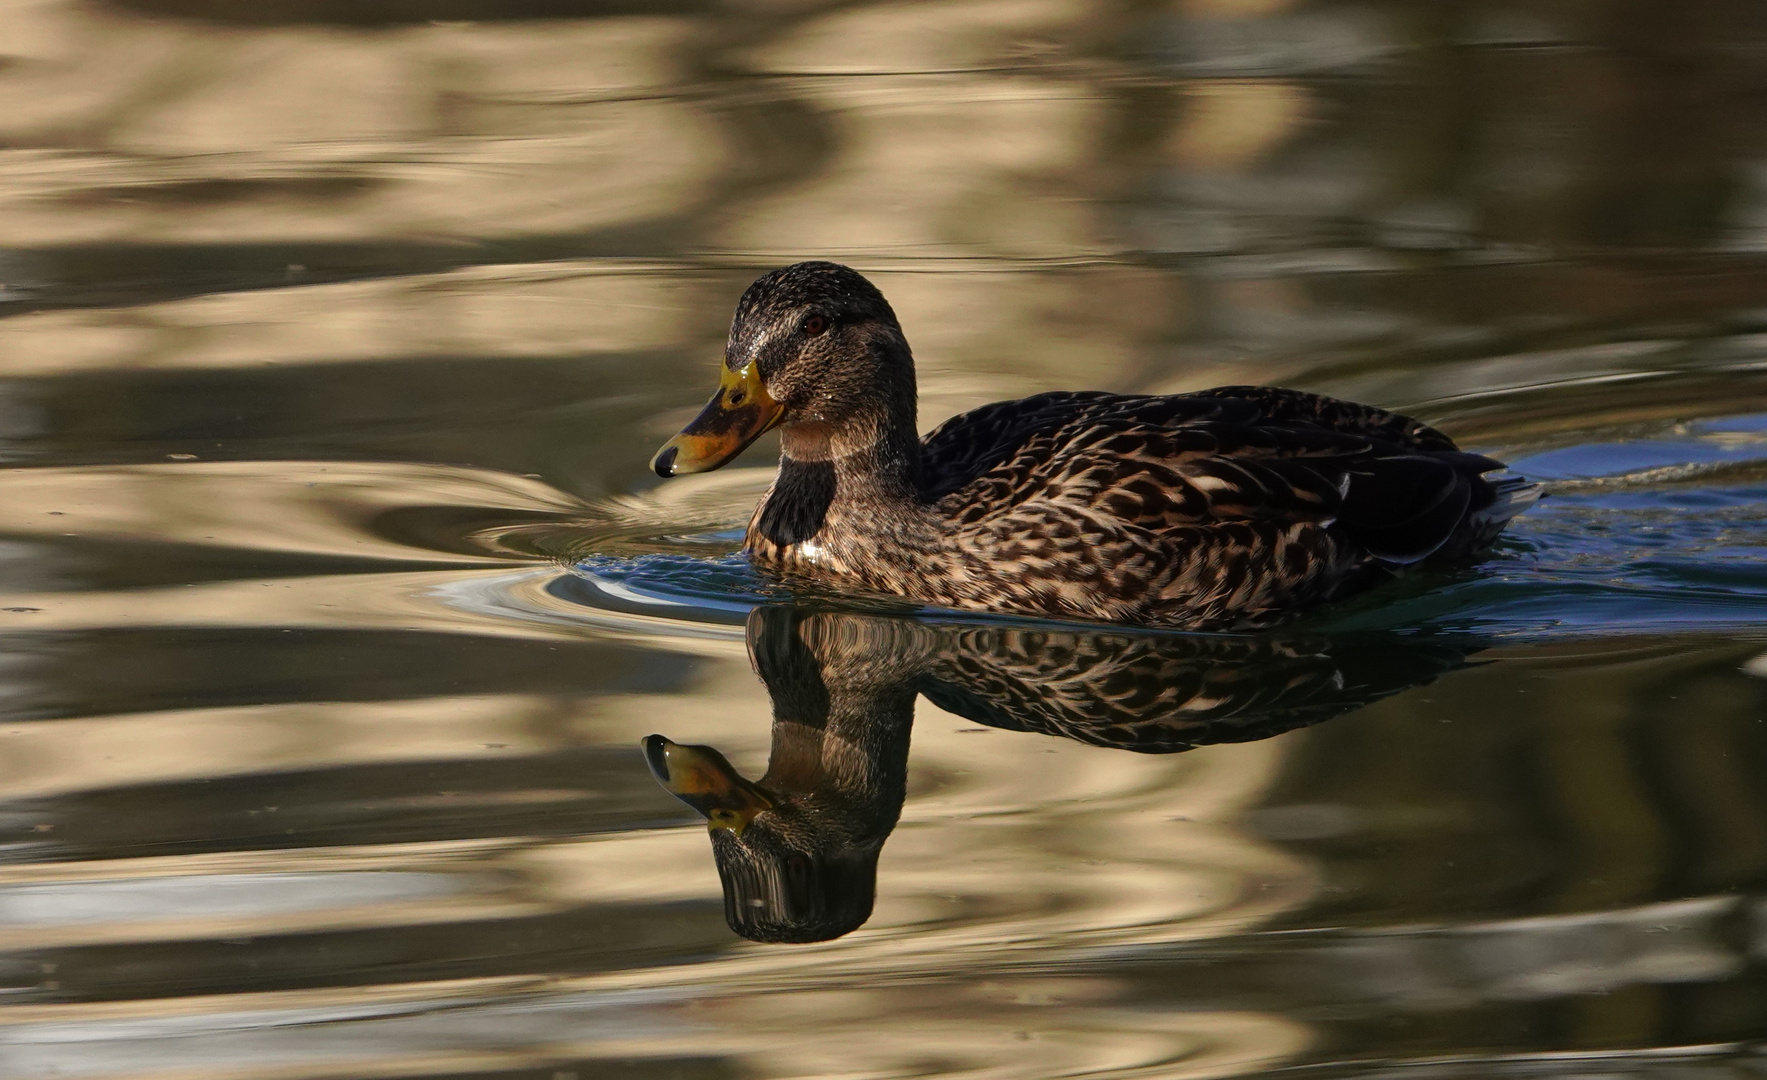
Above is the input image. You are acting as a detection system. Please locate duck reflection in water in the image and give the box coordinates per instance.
[644,606,1471,943]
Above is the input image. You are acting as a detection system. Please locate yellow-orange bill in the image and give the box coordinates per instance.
[650,363,783,477]
[642,735,775,835]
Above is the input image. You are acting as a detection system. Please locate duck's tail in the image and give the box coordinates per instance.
[1457,473,1545,555]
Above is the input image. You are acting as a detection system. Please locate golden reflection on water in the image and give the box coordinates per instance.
[0,454,1331,1076]
[0,0,1764,1077]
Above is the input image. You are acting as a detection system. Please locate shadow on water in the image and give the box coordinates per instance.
[646,606,1473,943]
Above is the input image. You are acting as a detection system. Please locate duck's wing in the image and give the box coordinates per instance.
[919,386,1463,496]
[1181,385,1459,451]
[918,390,1124,500]
[923,387,1509,567]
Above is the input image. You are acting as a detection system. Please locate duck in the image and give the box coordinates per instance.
[650,261,1540,629]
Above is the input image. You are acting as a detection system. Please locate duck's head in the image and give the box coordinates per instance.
[651,261,915,478]
[642,733,881,943]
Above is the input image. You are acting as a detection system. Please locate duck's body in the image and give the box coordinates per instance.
[744,385,1535,629]
[653,263,1538,629]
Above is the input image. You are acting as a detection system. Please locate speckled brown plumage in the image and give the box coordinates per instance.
[658,261,1541,629]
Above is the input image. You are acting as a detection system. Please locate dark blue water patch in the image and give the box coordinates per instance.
[1712,413,1767,433]
[1377,419,1767,637]
[564,553,786,625]
[1318,485,1767,638]
[1509,413,1767,482]
[1515,439,1758,482]
[560,551,946,629]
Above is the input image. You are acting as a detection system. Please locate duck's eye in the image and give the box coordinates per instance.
[800,314,828,336]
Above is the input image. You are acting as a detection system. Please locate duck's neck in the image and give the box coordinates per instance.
[752,392,930,552]
[784,420,920,494]
[752,612,928,828]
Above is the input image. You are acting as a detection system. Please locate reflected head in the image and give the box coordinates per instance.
[644,732,883,943]
[710,822,879,944]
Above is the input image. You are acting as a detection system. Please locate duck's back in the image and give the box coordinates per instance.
[916,385,1537,627]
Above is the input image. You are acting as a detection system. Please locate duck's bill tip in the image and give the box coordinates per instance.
[649,428,760,477]
[641,734,674,782]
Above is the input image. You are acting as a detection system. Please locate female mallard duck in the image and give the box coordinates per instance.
[650,261,1539,629]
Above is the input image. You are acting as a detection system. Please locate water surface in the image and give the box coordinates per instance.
[1,1,1766,1077]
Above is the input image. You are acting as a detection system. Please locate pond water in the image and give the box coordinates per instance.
[2,1,1767,1077]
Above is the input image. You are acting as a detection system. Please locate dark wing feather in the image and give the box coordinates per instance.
[918,390,1121,500]
[1183,384,1461,451]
